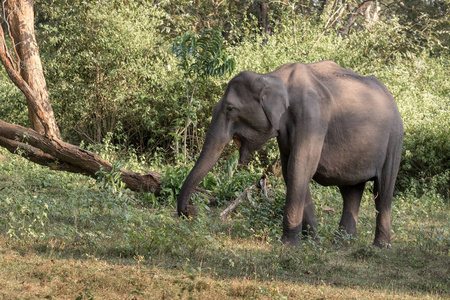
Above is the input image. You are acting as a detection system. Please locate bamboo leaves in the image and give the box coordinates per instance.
[172,28,235,80]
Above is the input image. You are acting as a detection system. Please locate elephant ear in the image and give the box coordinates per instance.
[258,76,289,131]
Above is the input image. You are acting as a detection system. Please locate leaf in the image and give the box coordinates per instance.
[173,28,235,80]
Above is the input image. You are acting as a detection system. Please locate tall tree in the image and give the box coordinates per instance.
[2,0,59,138]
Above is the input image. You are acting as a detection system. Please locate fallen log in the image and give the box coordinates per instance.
[0,119,217,203]
[0,119,159,193]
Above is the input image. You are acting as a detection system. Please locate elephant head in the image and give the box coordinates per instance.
[177,71,289,216]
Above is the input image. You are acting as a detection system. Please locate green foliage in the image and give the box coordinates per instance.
[1,195,49,240]
[173,28,235,79]
[160,163,193,206]
[0,1,448,198]
[242,185,285,242]
[172,27,235,158]
[125,205,216,258]
[95,162,126,195]
[213,151,253,202]
[159,156,239,206]
[390,0,450,54]
[35,0,181,151]
[216,151,239,185]
[0,71,28,126]
[376,54,450,198]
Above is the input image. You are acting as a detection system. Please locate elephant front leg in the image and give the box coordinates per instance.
[281,184,318,245]
[281,199,303,246]
[279,152,317,245]
[301,187,318,240]
[278,101,326,246]
[280,164,323,245]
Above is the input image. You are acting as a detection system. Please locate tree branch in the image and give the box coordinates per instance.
[220,159,279,220]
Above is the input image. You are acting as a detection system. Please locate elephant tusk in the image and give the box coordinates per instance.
[233,134,241,149]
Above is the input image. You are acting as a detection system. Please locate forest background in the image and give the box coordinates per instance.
[1,0,448,197]
[0,0,449,298]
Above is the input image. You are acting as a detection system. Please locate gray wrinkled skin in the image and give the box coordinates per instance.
[177,61,403,248]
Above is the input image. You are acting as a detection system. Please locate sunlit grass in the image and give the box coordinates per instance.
[0,149,448,298]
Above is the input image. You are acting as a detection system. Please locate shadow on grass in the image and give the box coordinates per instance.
[7,212,447,299]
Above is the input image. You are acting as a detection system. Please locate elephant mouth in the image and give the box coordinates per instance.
[233,134,250,163]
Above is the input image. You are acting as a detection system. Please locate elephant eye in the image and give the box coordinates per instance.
[227,105,234,112]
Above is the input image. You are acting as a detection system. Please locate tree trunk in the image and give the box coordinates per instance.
[3,0,60,139]
[340,1,378,36]
[261,1,270,36]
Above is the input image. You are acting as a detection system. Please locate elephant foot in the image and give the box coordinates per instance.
[373,229,392,248]
[178,205,198,219]
[373,239,391,249]
[281,233,301,247]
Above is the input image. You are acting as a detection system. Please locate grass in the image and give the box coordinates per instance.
[0,244,446,299]
[0,149,449,299]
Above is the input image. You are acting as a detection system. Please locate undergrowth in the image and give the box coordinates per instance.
[0,148,448,299]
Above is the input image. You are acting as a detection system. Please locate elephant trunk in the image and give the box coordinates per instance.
[177,128,231,217]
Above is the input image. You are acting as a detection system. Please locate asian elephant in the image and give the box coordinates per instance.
[177,61,404,248]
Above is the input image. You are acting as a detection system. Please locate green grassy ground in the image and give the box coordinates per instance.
[0,149,448,299]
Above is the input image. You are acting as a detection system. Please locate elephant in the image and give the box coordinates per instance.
[177,61,404,248]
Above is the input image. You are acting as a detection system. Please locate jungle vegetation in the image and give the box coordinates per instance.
[0,0,448,298]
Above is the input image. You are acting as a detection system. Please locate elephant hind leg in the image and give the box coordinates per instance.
[373,179,394,248]
[338,182,366,238]
[373,141,402,248]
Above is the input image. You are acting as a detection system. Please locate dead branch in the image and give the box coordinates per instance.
[220,159,279,221]
[220,185,257,221]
